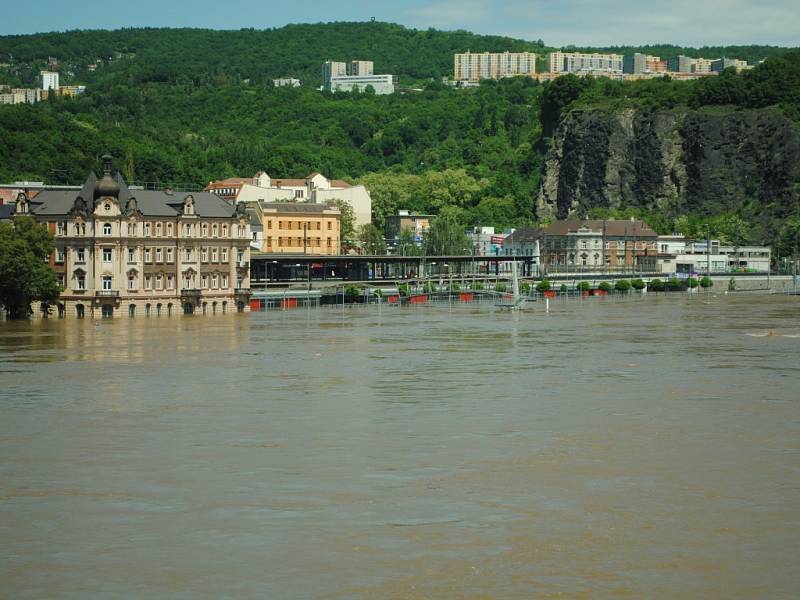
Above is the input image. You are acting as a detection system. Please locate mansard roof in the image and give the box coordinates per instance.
[28,171,239,219]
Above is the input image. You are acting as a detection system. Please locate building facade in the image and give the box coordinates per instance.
[384,210,434,244]
[273,78,301,87]
[549,52,623,74]
[328,74,395,94]
[348,60,374,76]
[453,51,537,83]
[258,202,341,255]
[39,71,59,91]
[12,156,251,318]
[322,61,347,89]
[205,171,372,230]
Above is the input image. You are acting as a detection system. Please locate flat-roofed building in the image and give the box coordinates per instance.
[322,60,347,89]
[258,202,341,255]
[550,51,623,74]
[385,210,434,243]
[328,73,395,94]
[348,60,374,76]
[453,51,536,82]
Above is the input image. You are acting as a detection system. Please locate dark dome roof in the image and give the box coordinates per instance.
[94,154,120,199]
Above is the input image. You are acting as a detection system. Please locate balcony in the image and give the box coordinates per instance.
[234,287,252,298]
[95,290,120,297]
[180,288,202,299]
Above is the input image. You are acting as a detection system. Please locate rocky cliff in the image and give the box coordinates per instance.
[536,108,800,228]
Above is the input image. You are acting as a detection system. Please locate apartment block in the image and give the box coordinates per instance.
[348,60,374,76]
[322,60,347,89]
[258,202,341,255]
[39,70,59,91]
[549,51,623,74]
[453,51,536,82]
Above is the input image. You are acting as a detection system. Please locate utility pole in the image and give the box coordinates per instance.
[303,223,307,255]
[706,224,711,277]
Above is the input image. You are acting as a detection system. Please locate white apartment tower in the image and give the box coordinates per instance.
[39,70,59,91]
[453,51,537,82]
[322,61,347,90]
[347,60,374,76]
[549,52,623,74]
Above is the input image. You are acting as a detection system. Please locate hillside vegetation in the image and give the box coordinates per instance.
[0,24,798,248]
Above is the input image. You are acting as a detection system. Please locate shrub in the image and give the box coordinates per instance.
[560,284,568,293]
[615,279,631,292]
[700,276,713,288]
[687,277,699,288]
[536,279,552,292]
[450,282,461,292]
[496,283,508,293]
[667,278,683,291]
[422,282,434,294]
[345,285,361,298]
[472,282,484,291]
[648,278,665,291]
[399,283,410,296]
[631,278,646,290]
[728,277,736,291]
[520,282,531,294]
[577,281,591,291]
[598,281,613,292]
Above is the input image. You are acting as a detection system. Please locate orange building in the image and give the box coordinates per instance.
[260,202,341,255]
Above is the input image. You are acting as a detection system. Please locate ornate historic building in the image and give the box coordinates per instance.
[14,156,251,318]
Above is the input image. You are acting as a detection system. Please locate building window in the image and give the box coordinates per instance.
[201,274,208,289]
[103,223,112,235]
[56,222,65,235]
[267,220,272,230]
[212,224,218,238]
[202,223,208,237]
[237,250,244,263]
[144,275,152,290]
[222,224,228,237]
[221,275,228,289]
[103,248,112,262]
[185,248,192,261]
[294,189,304,199]
[102,276,112,291]
[76,247,85,263]
[156,222,163,236]
[166,248,174,263]
[156,248,163,263]
[167,223,173,236]
[128,274,136,290]
[212,248,218,262]
[128,248,136,263]
[327,222,332,230]
[211,274,217,288]
[128,222,136,236]
[156,275,163,290]
[252,232,258,241]
[221,248,228,262]
[167,275,174,290]
[144,247,152,262]
[201,247,208,262]
[76,273,85,290]
[144,222,152,236]
[55,248,65,263]
[236,276,243,289]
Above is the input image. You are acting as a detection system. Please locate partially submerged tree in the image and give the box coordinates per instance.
[0,216,60,319]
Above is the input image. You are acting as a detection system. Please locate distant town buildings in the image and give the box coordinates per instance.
[204,170,372,230]
[623,53,667,75]
[273,78,300,87]
[322,59,395,94]
[453,51,537,83]
[385,210,433,245]
[467,226,508,256]
[5,155,252,318]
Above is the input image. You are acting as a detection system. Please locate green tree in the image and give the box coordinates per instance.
[577,281,591,291]
[700,276,713,288]
[631,278,645,290]
[358,223,386,255]
[424,213,470,255]
[598,281,613,292]
[648,278,665,291]
[536,279,551,292]
[0,216,61,319]
[615,279,631,292]
[326,199,355,243]
[396,228,421,256]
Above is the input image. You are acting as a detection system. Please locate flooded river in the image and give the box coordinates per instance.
[1,294,799,598]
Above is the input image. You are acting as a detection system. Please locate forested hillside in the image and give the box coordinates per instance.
[0,24,798,248]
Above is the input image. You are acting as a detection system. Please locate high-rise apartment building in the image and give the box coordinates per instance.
[549,52,623,74]
[322,61,347,90]
[711,58,749,72]
[39,70,59,91]
[453,51,537,82]
[623,53,667,74]
[347,60,374,76]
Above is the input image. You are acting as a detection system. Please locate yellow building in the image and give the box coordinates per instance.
[260,202,341,255]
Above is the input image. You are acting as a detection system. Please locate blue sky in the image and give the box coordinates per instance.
[1,0,798,46]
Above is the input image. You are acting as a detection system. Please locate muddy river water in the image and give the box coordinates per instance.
[1,294,799,598]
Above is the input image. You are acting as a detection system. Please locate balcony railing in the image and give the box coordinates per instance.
[180,288,202,296]
[95,290,120,297]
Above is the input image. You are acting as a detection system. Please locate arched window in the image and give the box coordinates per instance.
[103,223,112,235]
[128,304,136,317]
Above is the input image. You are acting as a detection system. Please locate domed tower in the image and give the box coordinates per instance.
[94,154,120,200]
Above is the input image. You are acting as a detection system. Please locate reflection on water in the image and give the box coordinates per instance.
[1,295,799,598]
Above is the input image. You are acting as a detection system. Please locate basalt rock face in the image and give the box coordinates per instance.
[536,108,800,226]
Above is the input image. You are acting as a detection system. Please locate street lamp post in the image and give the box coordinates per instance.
[705,224,711,277]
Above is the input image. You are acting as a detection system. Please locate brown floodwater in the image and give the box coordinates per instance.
[1,293,799,598]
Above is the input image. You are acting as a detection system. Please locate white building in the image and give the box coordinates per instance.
[549,52,623,74]
[39,71,59,91]
[205,171,372,230]
[273,78,300,87]
[328,74,395,95]
[322,61,347,89]
[348,60,373,76]
[453,51,536,83]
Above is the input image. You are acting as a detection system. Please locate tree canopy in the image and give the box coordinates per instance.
[0,216,61,319]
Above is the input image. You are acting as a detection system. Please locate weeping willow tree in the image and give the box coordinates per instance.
[424,213,471,255]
